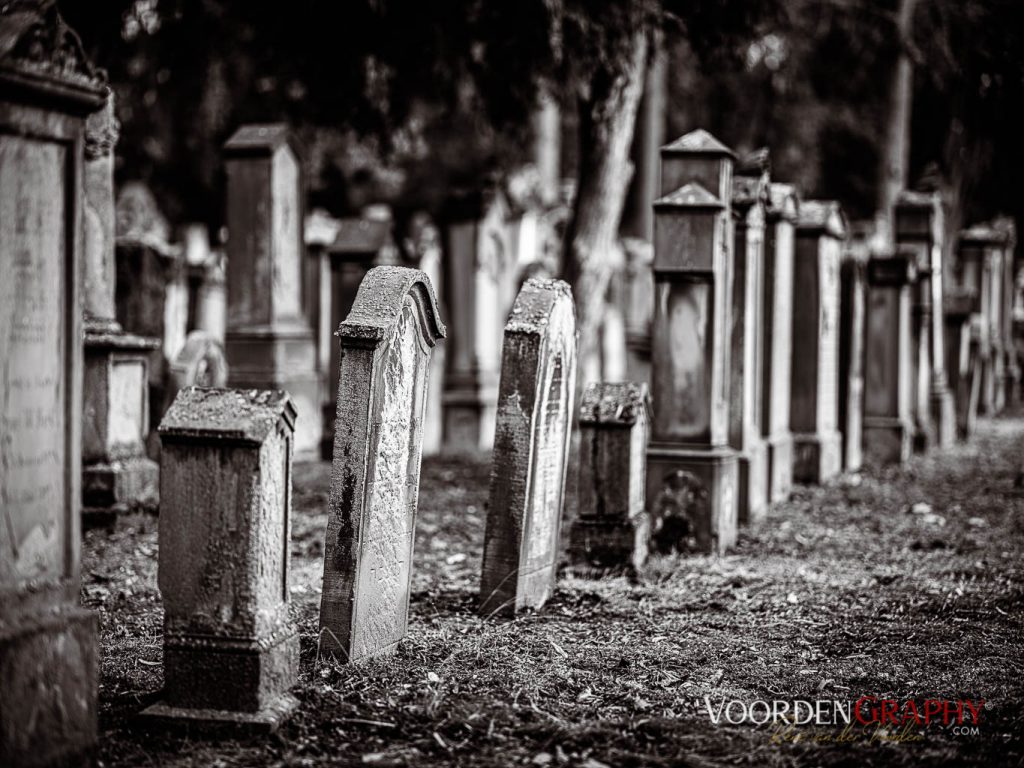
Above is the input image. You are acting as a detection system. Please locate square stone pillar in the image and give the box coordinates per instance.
[993,218,1019,409]
[838,231,868,472]
[646,130,738,555]
[569,383,650,570]
[223,125,321,457]
[441,188,516,451]
[943,295,980,439]
[762,184,798,499]
[896,191,955,448]
[955,226,997,416]
[729,176,769,523]
[863,251,917,466]
[791,202,846,483]
[0,5,106,762]
[144,388,300,731]
[81,90,161,522]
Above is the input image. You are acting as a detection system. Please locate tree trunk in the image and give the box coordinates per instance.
[563,27,650,388]
[876,0,918,248]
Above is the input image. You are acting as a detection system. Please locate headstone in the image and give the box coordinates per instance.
[569,383,650,570]
[0,4,105,762]
[943,294,980,439]
[729,173,769,523]
[319,214,399,459]
[408,214,446,456]
[143,387,299,731]
[81,90,161,521]
[646,130,739,555]
[183,225,227,344]
[838,226,869,472]
[621,238,654,387]
[762,183,799,500]
[993,218,1019,410]
[479,279,577,616]
[895,191,956,449]
[863,250,917,466]
[223,124,321,457]
[442,187,516,450]
[954,226,998,416]
[318,267,445,661]
[791,201,845,483]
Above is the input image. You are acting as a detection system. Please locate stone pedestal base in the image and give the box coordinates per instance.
[227,328,321,458]
[143,632,299,733]
[863,417,913,467]
[140,694,299,736]
[0,608,97,767]
[646,444,738,555]
[83,456,159,523]
[792,430,842,484]
[568,516,649,571]
[767,432,793,503]
[929,385,956,448]
[737,440,768,526]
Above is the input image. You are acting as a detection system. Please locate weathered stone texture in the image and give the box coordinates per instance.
[480,278,577,616]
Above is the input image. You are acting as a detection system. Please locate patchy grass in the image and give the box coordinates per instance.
[83,421,1024,767]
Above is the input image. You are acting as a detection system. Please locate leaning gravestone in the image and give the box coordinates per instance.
[569,382,651,570]
[143,387,300,731]
[319,267,446,662]
[479,278,577,617]
[0,3,105,763]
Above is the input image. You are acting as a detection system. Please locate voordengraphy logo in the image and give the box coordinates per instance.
[702,697,984,739]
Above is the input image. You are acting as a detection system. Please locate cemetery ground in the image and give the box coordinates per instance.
[83,418,1024,767]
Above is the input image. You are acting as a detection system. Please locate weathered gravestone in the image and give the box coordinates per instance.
[82,89,161,521]
[223,124,321,457]
[730,173,769,523]
[442,187,516,451]
[143,387,299,730]
[569,383,650,570]
[943,294,981,440]
[863,250,917,467]
[408,214,447,456]
[646,130,739,555]
[838,228,868,472]
[479,279,577,616]
[791,201,845,484]
[995,219,1020,409]
[319,267,445,661]
[952,226,997,416]
[895,191,956,450]
[0,4,105,763]
[762,183,799,500]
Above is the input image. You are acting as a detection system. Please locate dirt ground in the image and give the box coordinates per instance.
[83,416,1024,767]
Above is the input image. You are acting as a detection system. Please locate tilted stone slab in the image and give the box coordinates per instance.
[479,278,578,616]
[318,266,445,662]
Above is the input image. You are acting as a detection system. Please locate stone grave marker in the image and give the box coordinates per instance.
[646,130,739,555]
[81,89,161,521]
[863,250,917,466]
[569,382,651,570]
[762,183,799,500]
[223,124,321,457]
[995,219,1020,409]
[318,267,445,661]
[953,226,996,416]
[0,4,105,762]
[143,387,299,731]
[791,201,846,483]
[943,294,980,439]
[479,278,577,616]
[838,228,868,473]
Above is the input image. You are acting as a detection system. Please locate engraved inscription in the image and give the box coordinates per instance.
[0,137,68,586]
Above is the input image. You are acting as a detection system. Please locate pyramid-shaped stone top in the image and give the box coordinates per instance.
[224,123,300,158]
[654,182,724,210]
[159,387,296,445]
[767,183,800,222]
[797,200,847,239]
[661,129,736,158]
[579,382,650,426]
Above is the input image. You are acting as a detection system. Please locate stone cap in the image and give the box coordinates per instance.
[797,200,847,239]
[654,182,724,211]
[579,382,650,426]
[505,277,575,335]
[959,223,1010,247]
[766,183,800,223]
[944,293,976,318]
[867,248,917,286]
[224,123,302,159]
[731,175,767,213]
[0,0,106,113]
[159,387,296,445]
[661,129,736,159]
[895,190,940,211]
[337,265,446,348]
[328,217,392,255]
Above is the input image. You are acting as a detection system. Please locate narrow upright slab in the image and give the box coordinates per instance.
[479,279,577,617]
[0,5,105,764]
[838,231,868,472]
[144,387,299,732]
[569,383,651,570]
[319,267,445,661]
